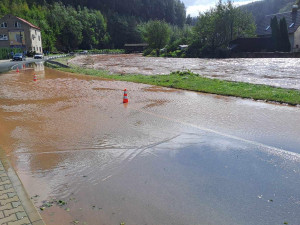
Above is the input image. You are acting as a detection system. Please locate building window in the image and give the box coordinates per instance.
[33,47,35,51]
[14,22,21,28]
[39,47,41,52]
[296,45,299,48]
[289,23,295,28]
[38,35,40,41]
[35,30,37,35]
[32,34,35,40]
[0,34,8,40]
[0,22,7,28]
[265,25,270,31]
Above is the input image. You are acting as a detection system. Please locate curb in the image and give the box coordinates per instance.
[46,60,70,68]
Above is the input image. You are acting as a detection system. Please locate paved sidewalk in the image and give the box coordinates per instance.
[0,160,45,225]
[0,60,11,63]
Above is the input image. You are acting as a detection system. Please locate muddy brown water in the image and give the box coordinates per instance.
[70,54,300,90]
[1,63,300,225]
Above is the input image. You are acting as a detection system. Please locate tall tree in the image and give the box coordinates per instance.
[191,0,256,56]
[140,20,171,56]
[279,17,291,52]
[270,16,280,51]
[78,7,107,49]
[186,14,192,25]
[42,0,186,27]
[270,16,290,52]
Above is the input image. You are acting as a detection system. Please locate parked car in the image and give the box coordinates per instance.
[13,53,26,61]
[80,50,88,54]
[34,53,44,59]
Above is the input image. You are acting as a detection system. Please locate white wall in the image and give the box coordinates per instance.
[29,28,42,53]
[292,26,300,52]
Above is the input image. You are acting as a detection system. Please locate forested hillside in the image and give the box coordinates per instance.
[0,0,186,51]
[41,0,186,27]
[241,0,296,23]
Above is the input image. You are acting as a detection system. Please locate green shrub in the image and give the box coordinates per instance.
[148,49,157,56]
[143,48,153,56]
[168,50,185,58]
[0,48,23,60]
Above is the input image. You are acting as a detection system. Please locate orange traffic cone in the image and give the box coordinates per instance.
[33,74,37,82]
[16,68,19,73]
[123,89,128,103]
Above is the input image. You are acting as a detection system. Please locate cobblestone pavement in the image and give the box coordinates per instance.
[0,160,45,225]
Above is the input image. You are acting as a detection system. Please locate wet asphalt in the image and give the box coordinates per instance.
[0,58,45,73]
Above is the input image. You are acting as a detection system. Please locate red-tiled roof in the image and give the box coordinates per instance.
[16,16,40,30]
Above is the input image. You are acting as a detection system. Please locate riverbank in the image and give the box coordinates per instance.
[230,51,300,58]
[45,59,300,106]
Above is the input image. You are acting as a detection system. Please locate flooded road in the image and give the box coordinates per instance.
[71,54,300,89]
[1,63,300,225]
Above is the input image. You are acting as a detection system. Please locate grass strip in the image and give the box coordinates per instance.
[49,56,74,65]
[45,62,300,106]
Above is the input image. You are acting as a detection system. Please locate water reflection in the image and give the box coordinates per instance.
[33,62,45,77]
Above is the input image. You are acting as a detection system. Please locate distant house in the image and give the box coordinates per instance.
[124,43,148,53]
[179,45,188,50]
[229,37,273,52]
[257,5,300,52]
[0,14,43,53]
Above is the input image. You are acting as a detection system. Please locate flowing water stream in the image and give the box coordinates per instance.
[71,54,300,89]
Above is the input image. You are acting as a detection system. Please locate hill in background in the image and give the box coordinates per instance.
[241,0,297,23]
[0,0,186,51]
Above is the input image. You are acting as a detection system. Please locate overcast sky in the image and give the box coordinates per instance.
[182,0,260,16]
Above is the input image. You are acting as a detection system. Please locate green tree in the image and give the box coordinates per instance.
[279,17,291,52]
[270,16,290,52]
[107,13,141,48]
[186,14,192,25]
[271,16,280,51]
[167,25,192,52]
[42,0,187,27]
[0,0,188,51]
[191,0,256,57]
[174,0,186,27]
[140,20,171,56]
[78,7,107,49]
[0,0,10,17]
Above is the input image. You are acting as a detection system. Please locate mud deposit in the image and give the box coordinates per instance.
[1,63,300,225]
[70,54,300,89]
